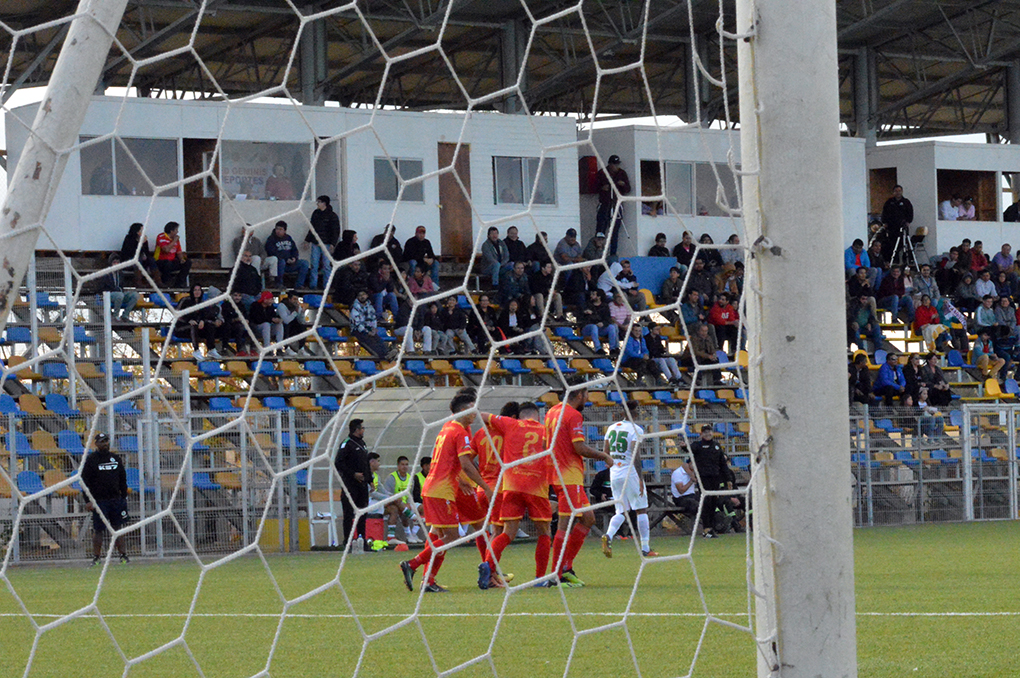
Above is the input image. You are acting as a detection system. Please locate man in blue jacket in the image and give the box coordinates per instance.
[265,221,309,289]
[844,239,870,277]
[873,352,906,405]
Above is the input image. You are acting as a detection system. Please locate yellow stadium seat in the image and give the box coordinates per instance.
[569,358,600,375]
[6,355,44,381]
[43,469,78,498]
[18,394,49,415]
[225,361,254,379]
[523,359,554,375]
[278,360,310,378]
[37,326,62,344]
[290,396,321,412]
[76,362,103,379]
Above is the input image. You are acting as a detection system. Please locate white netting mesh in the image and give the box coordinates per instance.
[0,2,769,676]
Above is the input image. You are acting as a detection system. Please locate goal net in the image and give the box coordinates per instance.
[0,1,854,677]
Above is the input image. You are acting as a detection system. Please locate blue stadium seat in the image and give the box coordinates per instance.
[176,435,210,452]
[457,295,472,309]
[946,349,974,368]
[553,326,583,341]
[874,349,888,365]
[294,469,309,487]
[17,470,45,495]
[254,361,284,377]
[149,292,176,309]
[304,360,334,377]
[652,390,683,405]
[58,430,85,455]
[549,358,576,374]
[73,326,96,344]
[355,360,379,376]
[6,432,40,459]
[4,327,31,344]
[101,361,134,379]
[715,350,730,364]
[315,395,340,411]
[499,359,529,375]
[850,453,868,465]
[453,359,483,375]
[35,292,59,308]
[316,326,346,343]
[198,361,231,378]
[1005,379,1019,396]
[41,362,69,380]
[731,456,751,470]
[875,418,903,434]
[263,396,293,411]
[112,400,142,416]
[117,435,140,453]
[893,451,920,467]
[696,389,726,405]
[376,327,398,343]
[640,459,656,473]
[281,431,309,450]
[0,394,27,418]
[125,467,156,494]
[303,294,333,309]
[405,360,435,376]
[591,358,615,375]
[608,391,625,405]
[927,450,956,465]
[192,472,221,491]
[209,397,241,413]
[44,393,81,417]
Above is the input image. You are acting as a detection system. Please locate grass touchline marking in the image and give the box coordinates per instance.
[4,612,1018,619]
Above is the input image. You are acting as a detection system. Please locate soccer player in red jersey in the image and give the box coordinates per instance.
[465,402,516,572]
[400,389,491,592]
[545,387,613,587]
[477,401,552,589]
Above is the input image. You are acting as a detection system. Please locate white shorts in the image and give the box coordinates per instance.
[610,468,648,513]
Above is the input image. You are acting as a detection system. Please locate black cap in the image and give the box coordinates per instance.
[95,433,110,443]
[608,155,621,164]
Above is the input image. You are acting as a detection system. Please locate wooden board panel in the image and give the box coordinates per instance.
[437,142,473,261]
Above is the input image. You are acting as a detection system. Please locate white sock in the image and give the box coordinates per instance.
[638,513,650,552]
[410,524,420,537]
[606,513,626,540]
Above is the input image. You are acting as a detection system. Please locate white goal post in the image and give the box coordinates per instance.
[737,0,858,676]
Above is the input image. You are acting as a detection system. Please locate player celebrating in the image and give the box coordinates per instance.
[399,389,491,592]
[545,387,613,587]
[600,401,658,558]
[476,401,550,589]
[466,401,517,585]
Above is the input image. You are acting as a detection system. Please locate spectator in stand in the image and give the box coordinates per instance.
[349,289,388,358]
[526,231,552,272]
[880,185,914,261]
[597,260,623,296]
[154,221,191,288]
[219,291,250,356]
[849,353,875,406]
[613,259,647,312]
[530,261,563,319]
[277,292,308,349]
[958,197,977,221]
[975,269,996,298]
[498,260,532,307]
[847,266,878,315]
[306,195,340,289]
[972,329,1006,381]
[248,290,284,349]
[681,289,710,334]
[873,352,907,406]
[647,323,683,385]
[497,297,533,353]
[918,352,953,407]
[554,228,584,266]
[562,263,597,310]
[974,295,998,335]
[503,226,529,265]
[582,232,607,261]
[468,294,500,353]
[970,241,989,272]
[625,285,648,313]
[957,239,974,271]
[912,263,941,305]
[439,295,476,354]
[707,292,739,356]
[995,295,1020,341]
[580,289,619,356]
[481,226,512,287]
[402,225,439,285]
[334,230,359,262]
[902,353,924,402]
[265,221,309,289]
[687,257,716,303]
[672,231,696,269]
[175,284,222,360]
[877,265,914,323]
[991,244,1015,278]
[408,266,438,298]
[682,323,720,376]
[938,195,962,220]
[866,240,888,289]
[97,253,139,322]
[369,260,399,318]
[608,290,631,338]
[232,227,272,283]
[914,295,950,352]
[696,233,723,271]
[844,238,870,277]
[935,246,964,293]
[715,263,740,301]
[648,233,671,258]
[120,222,159,284]
[954,271,981,313]
[720,234,743,266]
[369,224,404,271]
[596,154,631,256]
[847,294,883,350]
[421,301,454,354]
[232,250,264,311]
[333,258,370,306]
[1005,199,1020,222]
[995,271,1015,299]
[620,324,660,384]
[658,266,683,310]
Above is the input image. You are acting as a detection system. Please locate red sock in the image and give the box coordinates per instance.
[562,524,590,574]
[408,533,435,570]
[485,532,511,570]
[475,534,488,561]
[423,534,445,585]
[534,534,551,578]
[551,530,566,575]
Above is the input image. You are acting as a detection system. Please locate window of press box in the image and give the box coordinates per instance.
[493,156,556,205]
[641,160,693,216]
[80,136,180,197]
[220,141,311,201]
[374,157,424,202]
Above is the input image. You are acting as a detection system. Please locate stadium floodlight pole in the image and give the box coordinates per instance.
[0,0,130,336]
[736,1,858,677]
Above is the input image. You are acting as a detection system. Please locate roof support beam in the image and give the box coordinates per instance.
[1,26,68,106]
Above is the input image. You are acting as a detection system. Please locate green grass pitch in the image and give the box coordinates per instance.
[0,521,1016,677]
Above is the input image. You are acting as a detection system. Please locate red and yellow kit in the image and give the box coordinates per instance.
[489,415,552,522]
[545,402,590,516]
[422,420,474,527]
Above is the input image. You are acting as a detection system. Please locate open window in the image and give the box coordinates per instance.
[937,169,998,221]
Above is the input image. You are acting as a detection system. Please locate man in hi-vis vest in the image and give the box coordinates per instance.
[381,456,422,543]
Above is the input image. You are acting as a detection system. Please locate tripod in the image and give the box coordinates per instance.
[889,226,920,271]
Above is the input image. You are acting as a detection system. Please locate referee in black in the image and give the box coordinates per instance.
[335,419,371,552]
[689,424,725,539]
[81,433,130,566]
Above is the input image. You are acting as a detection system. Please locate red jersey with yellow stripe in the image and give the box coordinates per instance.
[470,427,504,489]
[545,403,586,486]
[489,416,549,498]
[422,420,473,501]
